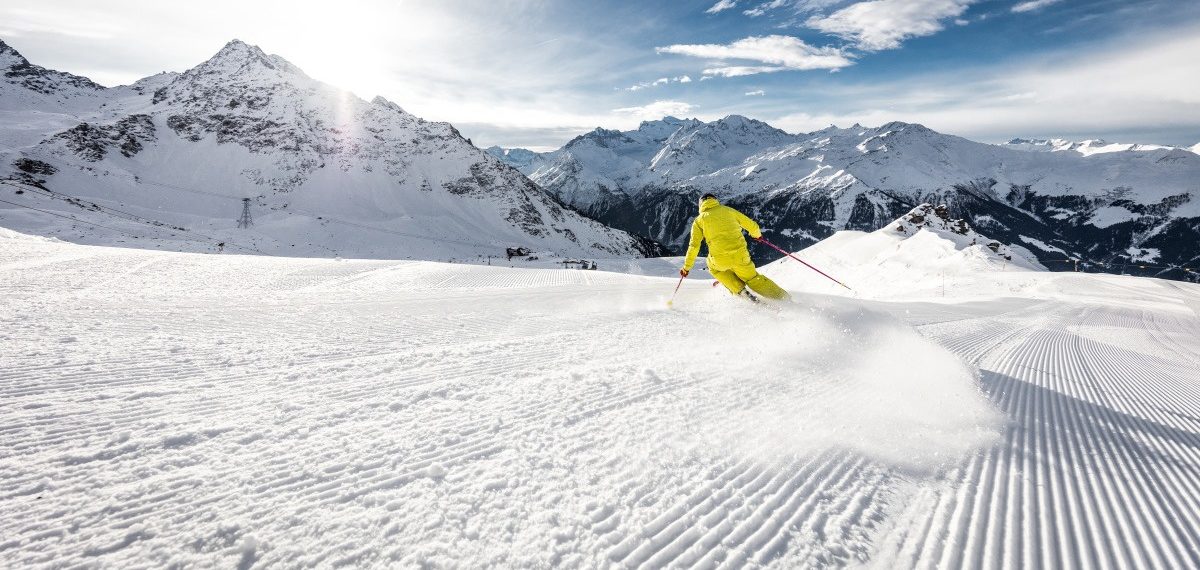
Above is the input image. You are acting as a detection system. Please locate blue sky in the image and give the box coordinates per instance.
[3,0,1199,149]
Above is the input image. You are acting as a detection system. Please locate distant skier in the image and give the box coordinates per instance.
[680,194,790,302]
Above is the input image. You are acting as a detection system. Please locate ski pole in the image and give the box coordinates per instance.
[666,274,685,307]
[755,236,853,291]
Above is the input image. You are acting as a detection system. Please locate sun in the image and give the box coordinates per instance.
[247,1,414,101]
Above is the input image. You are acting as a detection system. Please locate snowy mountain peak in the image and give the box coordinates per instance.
[0,36,103,98]
[713,114,784,133]
[215,39,267,61]
[371,95,406,114]
[564,127,632,151]
[875,121,934,137]
[884,203,1043,268]
[0,38,23,61]
[648,114,795,175]
[888,203,970,237]
[637,116,686,129]
[183,39,308,81]
[0,39,663,261]
[634,116,697,139]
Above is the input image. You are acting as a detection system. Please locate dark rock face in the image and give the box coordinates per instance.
[0,39,103,95]
[51,115,156,161]
[14,158,56,176]
[10,158,57,187]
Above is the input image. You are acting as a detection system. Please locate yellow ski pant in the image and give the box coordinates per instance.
[711,261,790,300]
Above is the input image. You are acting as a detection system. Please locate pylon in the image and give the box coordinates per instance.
[237,198,253,228]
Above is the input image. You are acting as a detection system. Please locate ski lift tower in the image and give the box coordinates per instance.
[237,198,254,229]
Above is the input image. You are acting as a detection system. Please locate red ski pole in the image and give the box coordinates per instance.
[755,236,853,291]
[666,274,685,307]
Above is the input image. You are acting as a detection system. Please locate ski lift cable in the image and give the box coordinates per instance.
[2,180,194,233]
[0,181,268,255]
[0,197,151,239]
[39,158,245,201]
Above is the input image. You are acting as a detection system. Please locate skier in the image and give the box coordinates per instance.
[680,194,790,302]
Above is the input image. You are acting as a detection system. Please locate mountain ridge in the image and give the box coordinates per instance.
[0,37,665,260]
[492,118,1200,282]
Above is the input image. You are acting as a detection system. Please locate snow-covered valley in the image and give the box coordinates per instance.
[3,225,1198,568]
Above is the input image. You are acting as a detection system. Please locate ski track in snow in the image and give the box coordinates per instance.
[871,283,1200,569]
[2,238,1200,568]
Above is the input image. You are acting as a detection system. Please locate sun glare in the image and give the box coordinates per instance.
[247,1,434,101]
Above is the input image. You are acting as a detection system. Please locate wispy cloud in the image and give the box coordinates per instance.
[0,6,126,40]
[656,34,853,77]
[703,65,787,77]
[769,24,1200,143]
[705,0,738,14]
[744,0,789,17]
[624,75,692,91]
[613,100,696,120]
[805,0,976,51]
[1012,0,1063,13]
[745,89,766,96]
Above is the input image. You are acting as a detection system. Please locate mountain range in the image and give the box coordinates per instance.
[490,117,1200,281]
[3,36,1198,282]
[0,38,663,260]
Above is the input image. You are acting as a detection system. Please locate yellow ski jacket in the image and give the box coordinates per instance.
[683,197,762,272]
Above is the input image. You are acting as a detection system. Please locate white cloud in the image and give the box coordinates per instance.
[769,25,1200,142]
[656,34,853,77]
[744,0,789,17]
[806,0,975,51]
[624,75,693,91]
[613,100,696,120]
[1012,0,1063,13]
[703,65,788,77]
[0,6,127,40]
[705,0,738,14]
[745,89,766,96]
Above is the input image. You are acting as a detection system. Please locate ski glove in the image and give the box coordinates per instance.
[679,268,690,278]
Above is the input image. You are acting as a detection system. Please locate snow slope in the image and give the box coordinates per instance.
[3,228,1199,567]
[0,39,660,261]
[765,203,1046,298]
